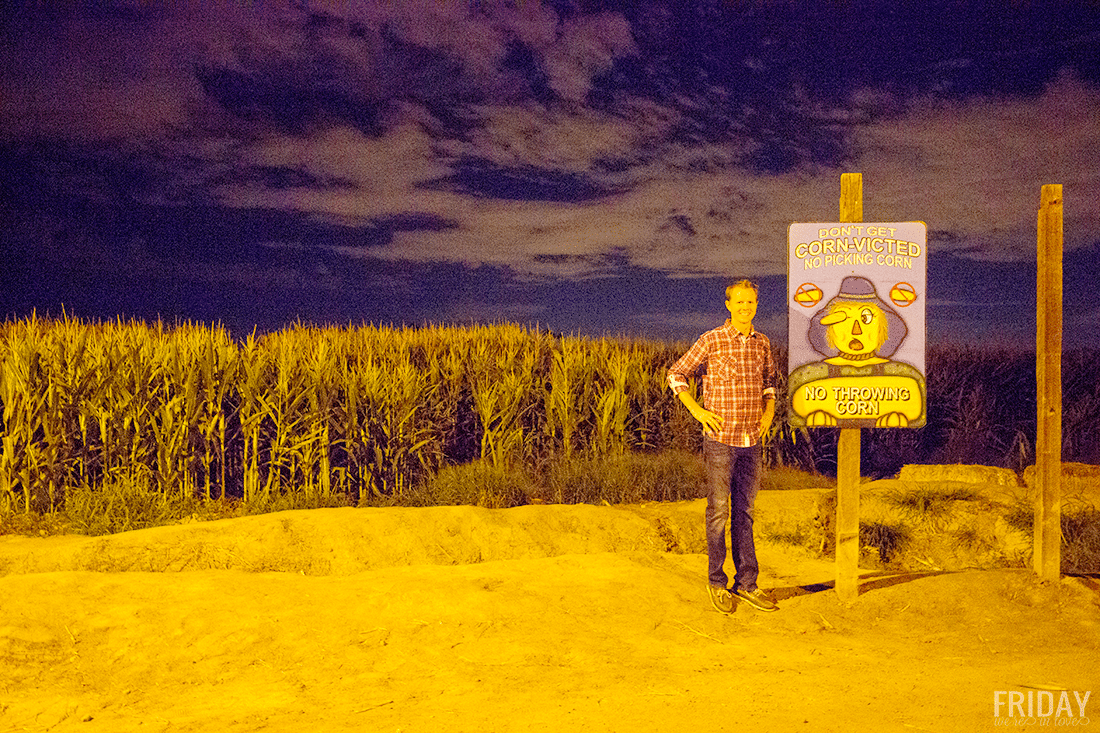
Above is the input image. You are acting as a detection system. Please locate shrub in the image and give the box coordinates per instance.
[881,486,982,527]
[411,460,534,509]
[860,521,911,564]
[536,450,704,505]
[65,467,185,536]
[1062,506,1100,574]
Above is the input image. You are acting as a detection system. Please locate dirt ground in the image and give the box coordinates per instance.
[1,488,1098,733]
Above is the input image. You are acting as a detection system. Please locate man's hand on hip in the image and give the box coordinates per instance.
[692,407,724,437]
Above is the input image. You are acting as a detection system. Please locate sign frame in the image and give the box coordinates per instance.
[786,221,928,429]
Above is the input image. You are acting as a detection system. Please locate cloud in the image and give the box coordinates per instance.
[539,12,637,103]
[2,2,638,142]
[0,6,200,141]
[339,3,637,103]
[215,122,451,216]
[451,100,679,175]
[848,70,1100,260]
[6,1,1099,293]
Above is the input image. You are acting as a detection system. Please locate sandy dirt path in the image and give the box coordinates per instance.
[1,500,1097,732]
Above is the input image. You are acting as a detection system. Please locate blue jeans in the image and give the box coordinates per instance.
[703,438,761,592]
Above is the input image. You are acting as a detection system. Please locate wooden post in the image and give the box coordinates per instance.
[835,172,862,601]
[1035,184,1062,582]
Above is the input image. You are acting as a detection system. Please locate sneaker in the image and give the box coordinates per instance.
[708,585,735,614]
[735,587,779,612]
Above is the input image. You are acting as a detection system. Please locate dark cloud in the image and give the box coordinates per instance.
[429,158,617,202]
[589,0,1100,175]
[500,39,559,105]
[229,165,359,192]
[2,1,1099,348]
[195,62,386,138]
[1,137,457,271]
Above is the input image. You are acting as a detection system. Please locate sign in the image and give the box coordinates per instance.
[787,222,927,428]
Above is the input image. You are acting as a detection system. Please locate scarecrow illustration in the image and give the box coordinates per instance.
[789,276,925,428]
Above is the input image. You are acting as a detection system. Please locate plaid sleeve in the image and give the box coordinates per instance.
[667,334,709,394]
[762,336,777,398]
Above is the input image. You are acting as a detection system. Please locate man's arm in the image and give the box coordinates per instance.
[759,394,775,439]
[758,337,778,439]
[667,334,723,437]
[677,389,724,437]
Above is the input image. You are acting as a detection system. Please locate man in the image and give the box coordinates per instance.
[667,279,778,613]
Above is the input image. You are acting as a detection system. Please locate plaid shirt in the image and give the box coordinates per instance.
[667,321,777,447]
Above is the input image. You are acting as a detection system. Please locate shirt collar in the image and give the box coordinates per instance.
[723,318,756,339]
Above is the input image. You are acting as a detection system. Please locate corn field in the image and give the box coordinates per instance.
[2,315,1099,518]
[0,315,702,515]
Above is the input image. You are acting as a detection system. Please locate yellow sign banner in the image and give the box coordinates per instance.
[790,372,924,427]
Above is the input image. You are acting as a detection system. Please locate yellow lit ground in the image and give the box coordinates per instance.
[1,494,1097,732]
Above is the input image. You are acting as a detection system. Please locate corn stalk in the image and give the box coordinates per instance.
[592,346,631,457]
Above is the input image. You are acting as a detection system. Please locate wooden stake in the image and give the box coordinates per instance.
[840,173,862,223]
[836,172,862,601]
[1035,184,1062,582]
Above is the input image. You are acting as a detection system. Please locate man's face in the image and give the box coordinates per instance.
[821,302,885,355]
[725,286,758,329]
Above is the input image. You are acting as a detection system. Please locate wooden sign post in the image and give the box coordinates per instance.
[787,174,926,601]
[1035,184,1062,582]
[836,173,862,601]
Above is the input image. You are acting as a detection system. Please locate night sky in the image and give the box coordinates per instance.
[3,1,1099,348]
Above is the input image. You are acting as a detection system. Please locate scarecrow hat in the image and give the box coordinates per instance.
[807,276,908,358]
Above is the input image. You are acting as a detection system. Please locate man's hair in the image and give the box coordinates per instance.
[725,279,758,299]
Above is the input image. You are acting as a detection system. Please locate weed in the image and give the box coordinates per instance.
[763,522,813,546]
[0,509,71,537]
[1000,499,1100,573]
[1004,498,1033,533]
[950,526,994,556]
[882,486,981,526]
[65,469,181,536]
[536,449,704,505]
[1062,506,1100,574]
[760,465,834,492]
[412,460,534,509]
[860,521,911,564]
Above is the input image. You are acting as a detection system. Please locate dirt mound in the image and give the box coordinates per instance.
[1023,462,1100,502]
[0,501,707,576]
[899,463,1022,487]
[0,484,1074,577]
[1,496,1098,732]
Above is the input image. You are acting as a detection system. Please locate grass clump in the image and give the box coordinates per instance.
[411,460,535,509]
[240,491,353,515]
[405,451,826,510]
[1004,497,1033,533]
[860,521,911,564]
[951,526,993,555]
[64,469,192,536]
[1062,506,1100,574]
[0,510,71,537]
[396,449,706,508]
[61,467,303,535]
[0,450,834,536]
[882,486,982,527]
[760,465,834,492]
[762,522,814,546]
[1001,499,1100,574]
[537,450,704,505]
